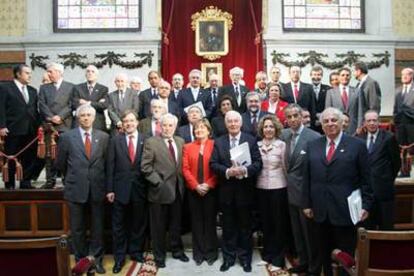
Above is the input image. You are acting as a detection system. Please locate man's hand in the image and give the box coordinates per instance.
[360,209,369,222]
[0,128,9,137]
[303,208,314,219]
[106,192,115,203]
[51,115,62,125]
[79,99,90,105]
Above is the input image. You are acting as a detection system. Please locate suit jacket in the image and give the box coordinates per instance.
[210,132,263,205]
[72,82,109,131]
[177,124,193,143]
[314,84,331,114]
[205,86,220,118]
[108,88,139,129]
[357,130,400,201]
[182,139,217,190]
[280,127,321,206]
[55,128,109,203]
[325,86,358,134]
[138,88,158,119]
[261,99,288,126]
[39,80,74,132]
[357,76,382,127]
[138,117,155,137]
[0,81,39,135]
[241,111,269,136]
[106,132,147,204]
[393,84,414,124]
[177,87,213,121]
[302,134,374,226]
[219,84,249,113]
[282,82,316,125]
[141,136,185,204]
[211,115,228,138]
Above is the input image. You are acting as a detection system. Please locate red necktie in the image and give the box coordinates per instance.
[326,140,335,162]
[84,132,91,159]
[341,86,349,109]
[168,139,176,165]
[294,84,299,101]
[128,135,135,164]
[155,120,162,136]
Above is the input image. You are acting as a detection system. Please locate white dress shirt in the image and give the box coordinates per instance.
[325,131,343,156]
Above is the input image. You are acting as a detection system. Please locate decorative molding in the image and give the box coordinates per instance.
[29,51,154,70]
[270,50,390,70]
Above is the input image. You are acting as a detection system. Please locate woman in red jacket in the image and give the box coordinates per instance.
[182,118,218,266]
[261,83,288,126]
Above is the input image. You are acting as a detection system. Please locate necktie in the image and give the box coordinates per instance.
[402,85,408,100]
[84,132,91,159]
[168,139,176,164]
[326,140,335,162]
[231,137,237,148]
[368,135,374,153]
[294,84,299,102]
[128,135,135,164]
[290,132,298,154]
[119,91,124,103]
[212,89,217,105]
[356,82,360,88]
[252,113,258,135]
[235,86,240,104]
[21,85,29,104]
[341,86,349,109]
[88,85,94,95]
[152,89,157,99]
[314,85,319,100]
[197,152,204,184]
[155,120,162,136]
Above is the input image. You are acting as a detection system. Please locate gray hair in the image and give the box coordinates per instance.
[115,72,128,82]
[284,103,303,115]
[245,91,261,102]
[230,67,244,76]
[76,104,96,118]
[86,64,99,75]
[189,69,202,78]
[172,73,184,80]
[150,98,166,109]
[225,110,243,124]
[158,79,171,89]
[160,113,178,126]
[130,76,143,83]
[320,107,343,124]
[188,105,203,114]
[47,62,64,74]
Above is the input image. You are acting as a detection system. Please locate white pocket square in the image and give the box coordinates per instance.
[300,150,306,155]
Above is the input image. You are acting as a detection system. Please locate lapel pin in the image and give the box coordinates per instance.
[340,149,344,152]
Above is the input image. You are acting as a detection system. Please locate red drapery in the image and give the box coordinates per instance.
[161,0,263,89]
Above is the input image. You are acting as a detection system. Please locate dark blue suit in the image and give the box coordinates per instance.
[210,132,262,264]
[302,133,373,275]
[106,132,148,262]
[177,124,193,143]
[241,111,269,137]
[177,88,212,123]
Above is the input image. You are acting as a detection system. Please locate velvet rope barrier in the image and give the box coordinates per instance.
[162,0,175,45]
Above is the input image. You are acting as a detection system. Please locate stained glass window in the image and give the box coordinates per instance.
[283,0,364,32]
[54,0,141,32]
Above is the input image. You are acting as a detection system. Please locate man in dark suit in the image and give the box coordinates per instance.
[39,62,75,188]
[210,110,263,273]
[268,65,285,96]
[138,70,161,119]
[0,64,39,189]
[282,66,316,127]
[138,99,166,137]
[302,107,373,276]
[219,67,249,113]
[393,67,414,149]
[280,104,321,275]
[153,80,180,119]
[130,76,143,96]
[108,73,139,134]
[171,73,184,102]
[141,113,189,268]
[205,73,220,118]
[72,65,109,131]
[55,104,109,274]
[241,92,268,137]
[325,68,359,135]
[106,110,148,273]
[353,62,382,128]
[177,69,212,123]
[357,110,400,230]
[177,105,202,143]
[310,66,331,133]
[254,71,268,100]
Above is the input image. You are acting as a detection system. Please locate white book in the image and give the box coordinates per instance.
[347,189,362,225]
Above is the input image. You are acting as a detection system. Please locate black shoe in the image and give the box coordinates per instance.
[130,254,145,263]
[94,263,106,274]
[40,183,55,189]
[155,260,166,268]
[288,264,308,274]
[241,262,252,273]
[220,261,234,272]
[195,259,203,266]
[206,258,217,266]
[172,252,189,262]
[112,261,124,274]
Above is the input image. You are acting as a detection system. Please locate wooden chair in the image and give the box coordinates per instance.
[0,235,71,276]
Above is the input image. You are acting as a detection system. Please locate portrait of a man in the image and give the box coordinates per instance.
[199,21,224,52]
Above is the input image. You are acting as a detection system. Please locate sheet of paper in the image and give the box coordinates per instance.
[347,189,362,225]
[230,142,251,167]
[183,101,206,117]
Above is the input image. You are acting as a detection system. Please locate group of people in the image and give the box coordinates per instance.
[0,61,412,275]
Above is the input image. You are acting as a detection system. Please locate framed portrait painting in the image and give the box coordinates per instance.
[201,63,223,87]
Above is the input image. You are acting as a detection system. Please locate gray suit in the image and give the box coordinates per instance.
[325,86,358,134]
[357,75,382,127]
[108,89,139,130]
[141,135,185,263]
[55,127,109,263]
[393,84,414,146]
[39,80,74,132]
[281,126,320,273]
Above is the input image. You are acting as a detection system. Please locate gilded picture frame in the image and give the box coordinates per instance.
[201,63,223,87]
